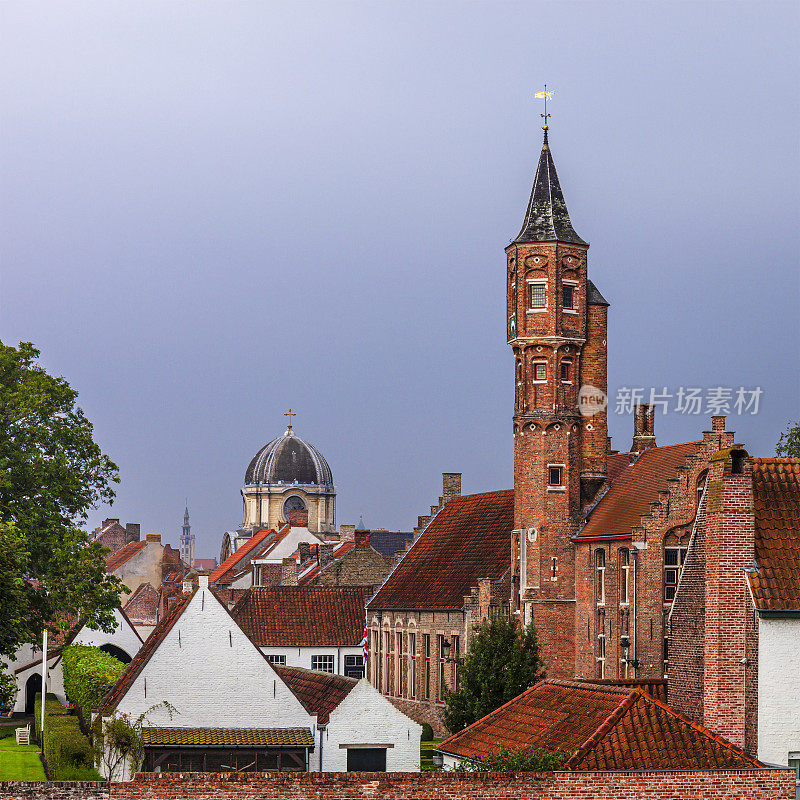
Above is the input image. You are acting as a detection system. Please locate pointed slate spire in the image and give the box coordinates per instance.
[514,129,587,246]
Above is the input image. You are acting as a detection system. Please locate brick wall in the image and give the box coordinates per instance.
[0,784,107,800]
[315,544,390,588]
[109,770,792,800]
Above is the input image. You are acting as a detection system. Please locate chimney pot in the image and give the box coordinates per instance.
[340,524,356,541]
[632,403,657,452]
[712,415,726,432]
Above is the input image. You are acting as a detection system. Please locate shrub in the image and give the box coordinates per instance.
[57,764,104,780]
[453,745,568,772]
[420,723,434,742]
[62,645,126,728]
[34,692,95,778]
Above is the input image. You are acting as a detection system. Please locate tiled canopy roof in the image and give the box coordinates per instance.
[105,540,147,572]
[748,458,800,611]
[232,585,371,646]
[275,666,357,724]
[438,680,763,771]
[142,727,314,748]
[576,442,698,541]
[368,490,514,611]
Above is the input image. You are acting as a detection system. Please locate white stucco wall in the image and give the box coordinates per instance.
[758,615,800,766]
[258,645,363,675]
[317,680,421,772]
[73,608,143,660]
[112,585,316,731]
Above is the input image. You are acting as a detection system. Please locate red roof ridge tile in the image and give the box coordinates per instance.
[209,527,277,583]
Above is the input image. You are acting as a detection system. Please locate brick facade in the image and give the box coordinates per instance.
[313,533,390,589]
[108,770,792,800]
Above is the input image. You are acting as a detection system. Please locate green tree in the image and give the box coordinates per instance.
[442,615,546,734]
[451,744,568,772]
[0,341,122,685]
[776,421,800,458]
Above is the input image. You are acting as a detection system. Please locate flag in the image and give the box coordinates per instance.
[362,617,369,660]
[534,90,554,100]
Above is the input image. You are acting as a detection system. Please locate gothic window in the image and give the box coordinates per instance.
[596,550,606,605]
[664,547,688,601]
[619,549,630,605]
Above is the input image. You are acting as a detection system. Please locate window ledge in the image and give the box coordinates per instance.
[546,485,566,492]
[526,309,548,314]
[563,309,578,314]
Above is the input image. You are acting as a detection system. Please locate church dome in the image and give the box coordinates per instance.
[245,428,333,487]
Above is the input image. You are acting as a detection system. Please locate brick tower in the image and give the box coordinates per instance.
[507,125,609,678]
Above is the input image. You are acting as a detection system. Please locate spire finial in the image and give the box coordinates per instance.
[283,408,296,432]
[534,85,554,135]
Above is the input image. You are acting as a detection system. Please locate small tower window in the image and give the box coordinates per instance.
[528,283,546,309]
[560,361,572,383]
[548,465,564,487]
[563,284,575,309]
[533,362,547,382]
[596,549,606,605]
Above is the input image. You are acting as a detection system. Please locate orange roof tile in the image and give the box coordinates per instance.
[748,458,800,611]
[105,540,147,572]
[368,490,513,611]
[142,727,314,747]
[274,666,357,724]
[232,586,371,647]
[577,442,698,540]
[209,527,277,584]
[438,679,763,771]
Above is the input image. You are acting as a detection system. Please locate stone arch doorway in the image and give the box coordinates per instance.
[98,643,132,664]
[24,673,42,714]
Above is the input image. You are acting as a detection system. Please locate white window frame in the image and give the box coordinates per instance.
[526,279,548,314]
[620,549,630,606]
[562,280,579,314]
[597,610,606,678]
[664,546,688,602]
[596,549,606,605]
[312,654,335,673]
[265,654,286,666]
[547,464,566,492]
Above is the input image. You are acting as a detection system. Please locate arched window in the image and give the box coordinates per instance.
[595,550,606,605]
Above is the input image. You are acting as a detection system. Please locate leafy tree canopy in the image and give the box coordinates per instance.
[442,614,546,734]
[776,421,800,458]
[452,745,568,772]
[0,341,122,660]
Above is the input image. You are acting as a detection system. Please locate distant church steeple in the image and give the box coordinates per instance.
[180,501,195,567]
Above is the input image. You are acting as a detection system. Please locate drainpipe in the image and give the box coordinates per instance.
[630,547,638,678]
[376,611,383,690]
[318,724,325,772]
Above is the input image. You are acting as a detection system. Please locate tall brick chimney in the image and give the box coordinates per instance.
[125,523,141,543]
[146,533,162,543]
[354,529,371,549]
[632,403,656,452]
[319,543,334,568]
[340,524,356,541]
[289,509,308,528]
[702,445,755,751]
[280,556,298,586]
[478,578,492,623]
[298,542,312,564]
[442,473,462,505]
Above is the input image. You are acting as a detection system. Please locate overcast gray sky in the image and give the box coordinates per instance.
[2,2,798,561]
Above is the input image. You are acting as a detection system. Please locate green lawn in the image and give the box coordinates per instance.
[0,733,46,780]
[421,738,444,771]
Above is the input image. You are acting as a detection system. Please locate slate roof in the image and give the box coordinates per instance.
[231,586,371,647]
[245,429,333,487]
[97,593,193,714]
[576,442,699,541]
[747,458,800,611]
[209,527,279,584]
[105,540,147,572]
[586,279,610,307]
[438,680,763,771]
[142,727,314,747]
[274,666,357,724]
[513,132,587,246]
[368,490,514,611]
[368,531,414,560]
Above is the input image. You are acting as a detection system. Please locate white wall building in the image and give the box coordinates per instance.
[96,576,419,779]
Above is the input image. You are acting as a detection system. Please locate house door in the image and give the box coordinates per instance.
[25,674,42,714]
[346,747,386,772]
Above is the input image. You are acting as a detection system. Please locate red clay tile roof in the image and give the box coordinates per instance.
[106,540,147,572]
[748,458,800,611]
[98,593,192,714]
[142,727,314,747]
[368,490,514,611]
[209,527,277,584]
[297,541,356,584]
[123,582,160,624]
[438,679,763,771]
[232,586,370,647]
[577,442,699,540]
[274,666,357,724]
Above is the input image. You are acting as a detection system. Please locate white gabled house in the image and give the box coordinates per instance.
[5,606,143,714]
[96,575,420,778]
